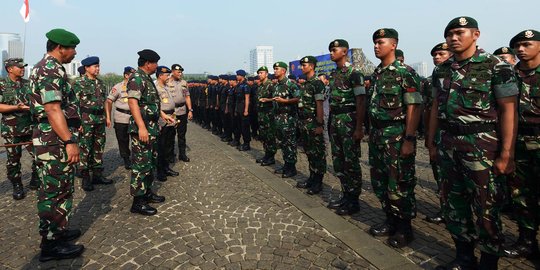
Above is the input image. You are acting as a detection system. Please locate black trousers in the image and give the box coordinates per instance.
[233,113,251,144]
[158,125,176,173]
[250,106,259,136]
[176,114,188,156]
[223,111,232,139]
[114,123,131,160]
[214,108,222,133]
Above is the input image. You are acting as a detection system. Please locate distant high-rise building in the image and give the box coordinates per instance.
[63,60,82,77]
[410,61,429,78]
[250,46,273,75]
[0,33,23,77]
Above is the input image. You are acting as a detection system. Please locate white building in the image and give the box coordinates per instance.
[0,33,23,77]
[410,61,429,78]
[63,60,82,77]
[249,46,273,75]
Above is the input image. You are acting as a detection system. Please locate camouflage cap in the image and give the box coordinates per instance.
[430,42,450,56]
[273,61,288,71]
[444,16,478,37]
[257,66,269,73]
[46,28,80,47]
[299,56,317,65]
[4,58,27,69]
[509,29,540,48]
[493,46,515,56]
[395,49,404,58]
[328,39,349,51]
[373,28,398,41]
[156,66,171,76]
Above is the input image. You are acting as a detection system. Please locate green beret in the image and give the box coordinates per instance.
[46,28,80,47]
[493,47,515,56]
[509,29,540,48]
[273,61,288,71]
[372,28,398,41]
[299,56,317,65]
[444,16,478,37]
[430,42,450,56]
[257,66,268,73]
[328,39,349,51]
[395,49,404,58]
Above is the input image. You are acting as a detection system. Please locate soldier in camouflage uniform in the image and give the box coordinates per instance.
[502,29,540,259]
[272,62,300,178]
[367,29,422,249]
[29,28,84,261]
[428,17,518,270]
[325,39,366,216]
[256,66,278,166]
[424,42,453,224]
[73,56,112,191]
[493,46,517,66]
[295,56,327,195]
[127,49,174,216]
[0,58,38,200]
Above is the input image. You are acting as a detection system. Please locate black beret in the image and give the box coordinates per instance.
[395,49,404,58]
[299,56,317,65]
[228,75,236,81]
[81,56,99,66]
[430,42,450,56]
[373,28,398,41]
[124,66,135,74]
[444,16,478,37]
[247,76,255,81]
[298,74,307,80]
[236,69,247,77]
[328,39,349,51]
[137,49,160,62]
[171,64,184,71]
[77,66,85,75]
[493,47,515,56]
[218,74,226,79]
[509,29,540,48]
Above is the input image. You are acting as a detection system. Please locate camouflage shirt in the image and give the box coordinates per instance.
[273,77,300,114]
[73,75,107,124]
[432,48,518,152]
[329,62,365,109]
[421,77,433,109]
[0,77,33,137]
[369,60,422,144]
[257,79,274,110]
[127,68,160,136]
[29,54,80,146]
[515,64,540,149]
[298,75,325,117]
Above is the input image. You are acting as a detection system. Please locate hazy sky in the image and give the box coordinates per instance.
[2,0,539,74]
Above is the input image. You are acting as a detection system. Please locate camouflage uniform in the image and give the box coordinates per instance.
[369,60,422,220]
[257,79,277,158]
[329,64,365,197]
[273,77,299,166]
[127,68,160,197]
[73,75,107,175]
[29,54,80,240]
[432,48,518,255]
[421,77,441,187]
[0,77,37,189]
[299,76,327,175]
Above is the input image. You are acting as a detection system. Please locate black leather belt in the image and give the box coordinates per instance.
[80,107,104,115]
[162,109,175,115]
[518,123,540,136]
[371,120,405,129]
[115,108,131,115]
[440,121,496,136]
[39,118,81,129]
[175,102,186,108]
[330,106,355,115]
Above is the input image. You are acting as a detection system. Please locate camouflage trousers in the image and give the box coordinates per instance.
[439,147,506,255]
[34,130,78,240]
[79,123,106,171]
[431,132,442,206]
[4,135,35,184]
[275,112,297,164]
[299,118,326,175]
[258,108,277,156]
[369,140,417,219]
[329,112,362,193]
[508,141,540,231]
[130,133,157,197]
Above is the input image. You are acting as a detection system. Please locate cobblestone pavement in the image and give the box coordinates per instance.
[0,124,378,270]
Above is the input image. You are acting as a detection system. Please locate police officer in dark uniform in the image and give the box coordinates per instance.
[234,70,251,151]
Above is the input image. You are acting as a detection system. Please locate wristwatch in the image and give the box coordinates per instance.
[188,108,193,112]
[404,134,416,142]
[63,134,78,145]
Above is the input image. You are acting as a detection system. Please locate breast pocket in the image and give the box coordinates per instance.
[530,86,540,108]
[378,86,402,109]
[459,80,491,111]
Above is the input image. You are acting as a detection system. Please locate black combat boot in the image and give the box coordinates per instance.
[335,192,360,215]
[28,171,39,190]
[12,181,25,200]
[369,214,397,237]
[435,240,477,270]
[282,163,297,178]
[388,218,414,248]
[123,157,131,169]
[178,154,190,162]
[256,153,267,163]
[39,229,82,248]
[39,238,84,262]
[130,195,157,216]
[145,189,165,203]
[327,192,347,209]
[306,173,324,195]
[274,164,287,174]
[426,211,445,224]
[92,169,113,185]
[260,155,275,166]
[165,166,179,177]
[239,143,251,151]
[228,140,240,147]
[156,169,167,182]
[296,172,314,189]
[503,228,539,259]
[478,252,499,270]
[81,170,94,192]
